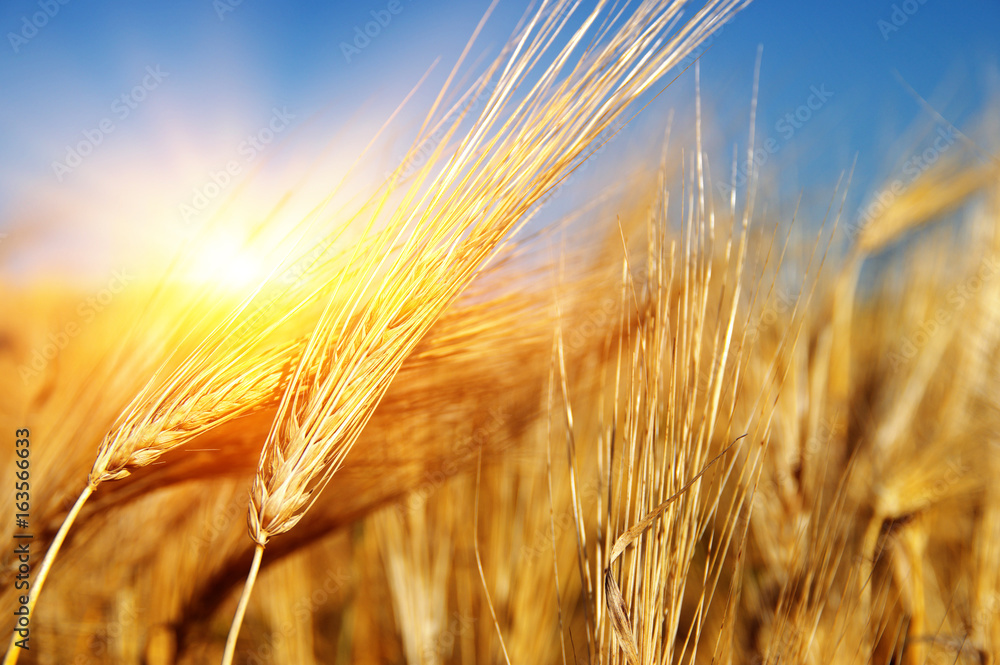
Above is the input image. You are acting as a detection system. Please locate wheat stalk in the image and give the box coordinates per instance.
[218,1,753,661]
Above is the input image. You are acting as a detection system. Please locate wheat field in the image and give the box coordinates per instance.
[2,1,1000,664]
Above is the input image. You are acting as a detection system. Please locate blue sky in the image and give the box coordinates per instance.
[0,0,997,281]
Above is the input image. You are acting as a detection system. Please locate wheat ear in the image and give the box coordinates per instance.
[218,1,751,659]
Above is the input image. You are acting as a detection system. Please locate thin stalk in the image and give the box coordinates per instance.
[3,484,94,665]
[221,542,265,665]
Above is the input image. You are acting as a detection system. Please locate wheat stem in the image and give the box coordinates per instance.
[221,542,265,665]
[3,484,94,665]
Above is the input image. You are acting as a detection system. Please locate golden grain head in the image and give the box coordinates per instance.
[4,1,1000,664]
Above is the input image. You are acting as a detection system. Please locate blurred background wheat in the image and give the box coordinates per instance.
[2,0,1000,664]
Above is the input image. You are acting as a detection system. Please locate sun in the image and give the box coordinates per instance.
[181,228,267,292]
